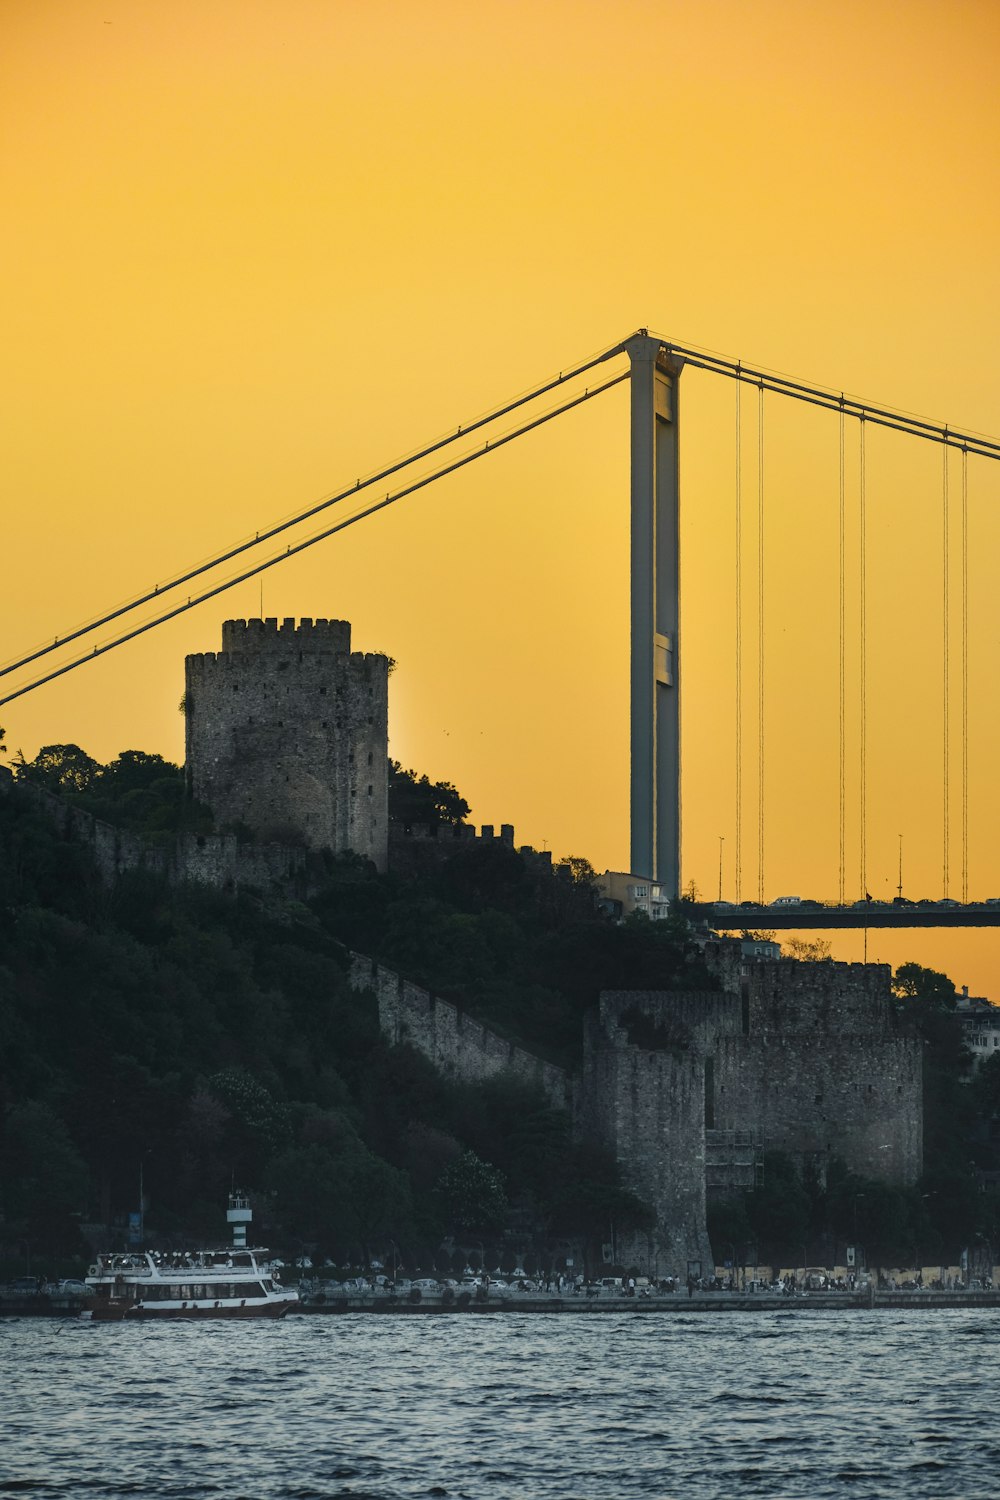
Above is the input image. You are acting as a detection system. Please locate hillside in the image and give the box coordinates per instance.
[2,744,999,1276]
[0,750,708,1272]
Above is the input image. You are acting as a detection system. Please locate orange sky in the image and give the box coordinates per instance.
[2,0,999,994]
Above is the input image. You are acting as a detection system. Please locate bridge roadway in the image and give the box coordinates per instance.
[696,901,1000,930]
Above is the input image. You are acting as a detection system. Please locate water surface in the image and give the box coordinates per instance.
[3,1309,998,1498]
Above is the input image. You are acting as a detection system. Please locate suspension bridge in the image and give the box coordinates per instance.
[2,329,998,929]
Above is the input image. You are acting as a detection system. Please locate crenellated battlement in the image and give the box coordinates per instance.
[185,647,387,676]
[221,617,353,654]
[185,616,388,869]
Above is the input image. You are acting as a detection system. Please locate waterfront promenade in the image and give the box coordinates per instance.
[295,1285,1000,1314]
[5,1281,1000,1317]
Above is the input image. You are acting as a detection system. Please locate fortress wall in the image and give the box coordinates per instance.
[579,1007,714,1279]
[707,956,923,1185]
[713,1030,923,1184]
[745,959,896,1035]
[597,989,741,1048]
[2,773,308,893]
[348,952,573,1113]
[387,821,555,879]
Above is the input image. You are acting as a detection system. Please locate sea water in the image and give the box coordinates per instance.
[3,1309,998,1499]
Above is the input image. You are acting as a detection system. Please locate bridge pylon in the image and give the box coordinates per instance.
[626,332,684,900]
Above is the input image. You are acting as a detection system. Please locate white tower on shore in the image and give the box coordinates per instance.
[227,1191,252,1249]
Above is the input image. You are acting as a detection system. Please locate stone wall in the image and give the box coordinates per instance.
[0,767,310,894]
[712,960,923,1184]
[388,820,555,880]
[348,953,573,1113]
[599,960,923,1191]
[185,617,389,870]
[580,996,715,1278]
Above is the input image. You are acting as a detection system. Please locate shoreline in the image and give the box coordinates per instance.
[5,1288,1000,1318]
[294,1287,1000,1314]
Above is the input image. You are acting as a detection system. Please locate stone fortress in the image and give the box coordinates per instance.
[0,613,924,1277]
[352,946,923,1279]
[185,617,390,870]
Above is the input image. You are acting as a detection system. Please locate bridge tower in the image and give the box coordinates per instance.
[626,333,683,898]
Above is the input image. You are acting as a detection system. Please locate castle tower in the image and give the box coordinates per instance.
[184,617,389,870]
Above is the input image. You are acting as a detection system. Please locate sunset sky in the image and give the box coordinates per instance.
[3,0,999,994]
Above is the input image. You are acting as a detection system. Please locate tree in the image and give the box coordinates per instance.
[96,750,179,797]
[0,1101,90,1251]
[555,857,598,893]
[784,937,832,961]
[893,962,957,1006]
[746,1152,811,1254]
[435,1149,508,1232]
[14,743,100,793]
[387,760,470,828]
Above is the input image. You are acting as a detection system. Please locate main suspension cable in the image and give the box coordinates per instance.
[0,372,628,710]
[0,338,628,683]
[652,337,1000,460]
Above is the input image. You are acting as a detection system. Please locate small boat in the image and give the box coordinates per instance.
[84,1193,298,1320]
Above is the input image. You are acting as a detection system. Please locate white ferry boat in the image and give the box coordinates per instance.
[84,1194,298,1321]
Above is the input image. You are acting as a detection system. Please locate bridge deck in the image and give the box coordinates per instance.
[698,903,1000,930]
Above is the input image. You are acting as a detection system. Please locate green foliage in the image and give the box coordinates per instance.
[0,775,659,1263]
[13,743,214,836]
[892,961,976,1201]
[893,962,957,1005]
[746,1152,811,1252]
[388,760,470,829]
[435,1150,508,1232]
[707,1195,754,1258]
[0,1101,89,1251]
[784,937,832,961]
[15,743,100,793]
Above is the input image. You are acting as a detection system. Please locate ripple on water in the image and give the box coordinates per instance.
[3,1310,1000,1499]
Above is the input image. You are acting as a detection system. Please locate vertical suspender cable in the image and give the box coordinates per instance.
[757,384,765,904]
[943,443,950,897]
[859,419,867,899]
[838,406,846,905]
[959,449,968,900]
[735,375,743,902]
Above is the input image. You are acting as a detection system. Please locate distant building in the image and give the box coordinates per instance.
[955,986,1000,1069]
[597,870,672,920]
